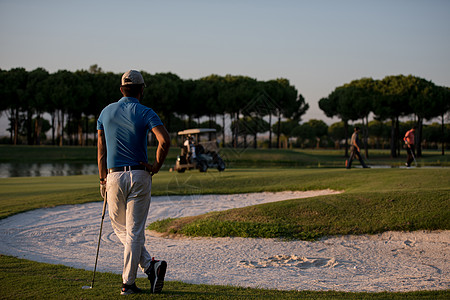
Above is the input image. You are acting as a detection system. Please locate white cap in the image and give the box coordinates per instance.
[121,70,145,86]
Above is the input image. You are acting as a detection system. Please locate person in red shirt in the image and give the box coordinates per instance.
[403,126,416,167]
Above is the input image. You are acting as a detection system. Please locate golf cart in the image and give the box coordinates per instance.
[170,128,225,173]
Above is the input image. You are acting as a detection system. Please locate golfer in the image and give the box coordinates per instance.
[346,127,369,169]
[403,126,416,167]
[97,70,170,295]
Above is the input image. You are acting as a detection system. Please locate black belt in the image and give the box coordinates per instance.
[108,165,148,173]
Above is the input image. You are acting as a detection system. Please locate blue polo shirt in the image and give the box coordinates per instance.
[97,97,163,169]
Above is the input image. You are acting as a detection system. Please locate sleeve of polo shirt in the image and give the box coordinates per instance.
[145,108,163,129]
[97,111,104,130]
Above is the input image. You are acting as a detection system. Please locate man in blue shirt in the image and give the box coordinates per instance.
[97,70,170,295]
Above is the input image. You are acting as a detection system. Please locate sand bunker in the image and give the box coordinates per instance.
[0,190,448,292]
[239,255,340,269]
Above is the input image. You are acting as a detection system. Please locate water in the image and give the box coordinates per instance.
[0,163,98,178]
[0,163,446,178]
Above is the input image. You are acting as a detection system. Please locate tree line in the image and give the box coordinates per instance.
[300,119,450,151]
[1,66,449,157]
[0,65,308,148]
[319,76,450,157]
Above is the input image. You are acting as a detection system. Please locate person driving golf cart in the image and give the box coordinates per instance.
[183,135,196,162]
[171,128,225,173]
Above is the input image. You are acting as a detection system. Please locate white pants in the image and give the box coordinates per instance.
[106,170,152,285]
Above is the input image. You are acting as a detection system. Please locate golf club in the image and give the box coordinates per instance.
[406,141,418,167]
[82,192,107,289]
[410,145,417,166]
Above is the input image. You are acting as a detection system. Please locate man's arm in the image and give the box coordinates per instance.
[404,131,411,147]
[141,125,170,175]
[97,130,107,182]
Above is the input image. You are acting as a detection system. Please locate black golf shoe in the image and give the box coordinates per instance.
[146,257,167,293]
[120,283,142,295]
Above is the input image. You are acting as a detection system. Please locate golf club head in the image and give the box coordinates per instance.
[82,286,92,289]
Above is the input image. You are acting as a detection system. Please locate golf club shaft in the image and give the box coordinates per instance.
[91,193,107,288]
[407,141,417,166]
[411,150,417,165]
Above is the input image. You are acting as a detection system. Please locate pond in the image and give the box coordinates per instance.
[0,163,446,178]
[0,163,98,178]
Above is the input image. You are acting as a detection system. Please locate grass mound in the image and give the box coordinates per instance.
[148,168,450,239]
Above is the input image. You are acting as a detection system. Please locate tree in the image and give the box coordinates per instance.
[234,76,260,148]
[319,87,359,157]
[176,78,195,130]
[25,68,49,145]
[68,70,93,145]
[408,77,442,157]
[368,120,389,149]
[268,78,308,148]
[328,122,346,149]
[343,78,377,157]
[292,119,328,149]
[217,75,259,148]
[422,123,441,149]
[0,69,10,140]
[292,122,310,148]
[47,70,77,146]
[191,78,217,124]
[32,117,51,142]
[306,119,328,149]
[88,64,103,74]
[216,75,238,147]
[201,75,227,141]
[81,70,120,146]
[248,116,269,148]
[438,87,450,154]
[272,119,299,148]
[373,75,413,158]
[262,80,284,148]
[142,72,179,126]
[2,68,28,144]
[231,116,269,148]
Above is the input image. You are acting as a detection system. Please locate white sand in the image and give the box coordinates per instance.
[0,190,448,292]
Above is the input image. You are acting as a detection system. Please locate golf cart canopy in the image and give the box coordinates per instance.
[177,128,216,136]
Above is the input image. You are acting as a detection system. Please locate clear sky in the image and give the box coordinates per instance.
[1,0,449,127]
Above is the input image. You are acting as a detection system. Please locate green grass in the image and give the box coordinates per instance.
[0,144,179,166]
[220,147,450,168]
[0,145,99,163]
[2,255,448,300]
[1,146,449,298]
[148,168,450,240]
[2,168,449,222]
[0,175,99,219]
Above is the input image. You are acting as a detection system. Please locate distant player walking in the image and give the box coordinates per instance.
[403,126,416,167]
[346,127,369,169]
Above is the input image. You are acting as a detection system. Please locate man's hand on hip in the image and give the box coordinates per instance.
[140,161,156,176]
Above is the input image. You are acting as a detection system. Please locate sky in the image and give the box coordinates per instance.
[1,0,449,135]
